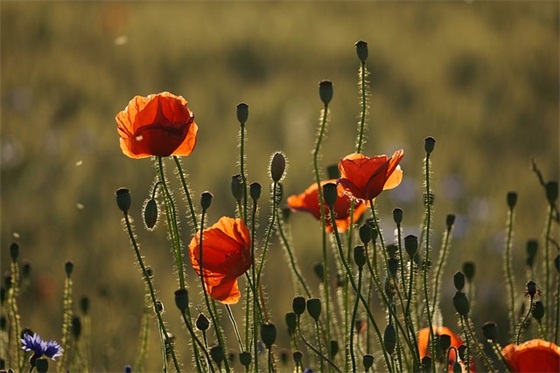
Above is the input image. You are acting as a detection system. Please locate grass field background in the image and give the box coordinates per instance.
[1,2,558,371]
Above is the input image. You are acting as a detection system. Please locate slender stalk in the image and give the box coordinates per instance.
[172,156,199,230]
[239,122,248,223]
[122,212,181,372]
[356,61,369,153]
[225,304,244,351]
[516,296,534,345]
[504,201,516,339]
[463,315,495,372]
[297,319,342,373]
[349,267,363,372]
[543,204,554,338]
[431,224,453,316]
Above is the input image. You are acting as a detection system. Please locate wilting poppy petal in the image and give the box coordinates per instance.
[287,180,367,233]
[116,92,198,158]
[502,339,560,372]
[188,217,252,304]
[417,326,475,372]
[338,150,404,202]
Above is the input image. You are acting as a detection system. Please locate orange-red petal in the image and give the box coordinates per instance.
[502,339,560,372]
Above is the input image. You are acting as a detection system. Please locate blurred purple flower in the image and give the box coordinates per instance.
[21,332,63,360]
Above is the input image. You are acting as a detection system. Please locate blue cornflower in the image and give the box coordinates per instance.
[21,332,63,360]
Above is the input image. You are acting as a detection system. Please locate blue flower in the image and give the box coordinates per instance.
[21,332,63,360]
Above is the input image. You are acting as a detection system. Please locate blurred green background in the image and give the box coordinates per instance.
[1,2,558,371]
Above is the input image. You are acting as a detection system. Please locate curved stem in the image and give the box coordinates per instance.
[172,156,198,230]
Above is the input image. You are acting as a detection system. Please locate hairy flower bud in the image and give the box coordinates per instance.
[319,80,333,106]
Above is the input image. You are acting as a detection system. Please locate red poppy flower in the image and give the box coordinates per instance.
[337,150,404,202]
[417,326,474,372]
[287,180,368,233]
[116,92,198,158]
[502,339,560,372]
[188,217,252,304]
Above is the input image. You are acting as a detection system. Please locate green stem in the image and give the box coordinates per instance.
[463,315,495,372]
[239,123,248,223]
[225,304,244,351]
[349,268,363,372]
[356,62,369,154]
[516,296,534,345]
[544,204,553,338]
[123,212,181,372]
[172,156,199,230]
[505,203,516,339]
[297,319,341,373]
[431,225,453,316]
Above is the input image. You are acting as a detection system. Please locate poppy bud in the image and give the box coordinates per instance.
[424,136,436,155]
[329,340,339,358]
[354,246,366,269]
[532,301,544,322]
[200,191,213,211]
[306,298,321,322]
[292,350,303,365]
[9,242,19,262]
[210,345,225,367]
[482,321,498,341]
[65,260,74,277]
[526,240,538,268]
[270,152,286,182]
[458,345,467,363]
[72,316,82,339]
[116,187,131,213]
[231,174,243,202]
[462,262,475,282]
[239,351,252,367]
[388,258,399,277]
[404,235,418,258]
[322,183,338,209]
[383,323,396,354]
[355,40,368,64]
[285,312,297,334]
[250,182,261,202]
[506,191,517,209]
[143,198,158,230]
[22,260,31,279]
[313,262,324,282]
[393,208,403,225]
[326,164,340,179]
[174,289,189,312]
[196,313,210,331]
[421,356,432,370]
[236,103,249,125]
[363,354,374,371]
[545,181,558,204]
[319,80,334,107]
[452,361,462,373]
[260,323,277,349]
[446,214,456,230]
[555,255,560,273]
[453,271,465,292]
[36,358,49,373]
[80,296,89,316]
[292,296,306,315]
[439,334,451,353]
[526,280,537,297]
[359,224,372,245]
[387,244,398,258]
[453,291,470,316]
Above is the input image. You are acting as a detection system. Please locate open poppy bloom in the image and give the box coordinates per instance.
[287,180,367,233]
[418,326,474,372]
[188,217,252,304]
[502,339,560,372]
[116,92,198,158]
[337,149,404,202]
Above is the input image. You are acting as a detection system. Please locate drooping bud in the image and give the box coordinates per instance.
[210,345,225,368]
[250,182,262,202]
[392,208,403,225]
[292,296,306,315]
[306,298,322,322]
[482,321,498,342]
[545,181,558,205]
[462,262,475,282]
[9,242,19,262]
[174,289,189,312]
[292,351,303,365]
[363,354,374,371]
[446,214,456,230]
[236,103,249,125]
[143,198,159,230]
[353,246,366,269]
[231,174,243,202]
[200,191,213,211]
[453,272,465,292]
[404,235,418,258]
[424,136,436,155]
[196,313,210,331]
[453,291,470,316]
[525,240,538,268]
[439,334,451,353]
[506,191,518,209]
[383,323,397,354]
[355,40,368,64]
[270,152,286,182]
[526,280,537,297]
[359,224,372,245]
[532,301,544,322]
[322,183,338,209]
[285,312,297,334]
[260,323,277,349]
[319,80,334,106]
[115,187,131,213]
